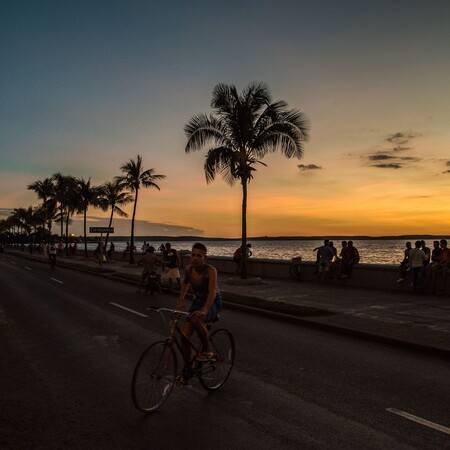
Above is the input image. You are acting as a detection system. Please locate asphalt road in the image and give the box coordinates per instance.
[1,254,449,449]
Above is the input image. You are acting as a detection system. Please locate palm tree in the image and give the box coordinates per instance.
[97,180,133,255]
[184,82,310,278]
[115,155,165,264]
[27,177,55,238]
[76,178,102,258]
[52,173,76,241]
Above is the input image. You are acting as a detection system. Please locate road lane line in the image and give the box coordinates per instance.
[110,302,148,318]
[50,278,63,284]
[25,266,32,271]
[386,408,450,435]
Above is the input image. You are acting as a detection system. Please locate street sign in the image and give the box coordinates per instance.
[89,227,114,233]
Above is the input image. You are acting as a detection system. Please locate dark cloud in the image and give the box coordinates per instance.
[368,154,395,161]
[298,164,322,171]
[443,170,450,174]
[373,163,402,169]
[392,146,410,152]
[399,156,420,162]
[386,131,421,144]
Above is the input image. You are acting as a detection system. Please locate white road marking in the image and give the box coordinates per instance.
[110,302,148,318]
[386,408,450,435]
[25,266,32,271]
[50,278,63,284]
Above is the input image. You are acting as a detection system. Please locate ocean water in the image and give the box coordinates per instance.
[83,238,443,265]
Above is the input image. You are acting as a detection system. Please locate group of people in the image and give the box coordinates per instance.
[136,242,182,294]
[313,239,360,281]
[396,239,450,293]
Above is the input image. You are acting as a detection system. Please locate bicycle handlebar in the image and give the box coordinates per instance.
[147,306,190,316]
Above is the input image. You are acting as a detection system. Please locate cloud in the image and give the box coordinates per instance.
[386,131,421,145]
[443,170,450,174]
[373,163,402,169]
[76,216,205,237]
[447,161,450,166]
[368,154,395,161]
[298,164,322,171]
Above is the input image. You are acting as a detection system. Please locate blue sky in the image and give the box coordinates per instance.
[1,0,450,237]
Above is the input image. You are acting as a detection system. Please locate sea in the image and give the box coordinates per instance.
[83,237,447,265]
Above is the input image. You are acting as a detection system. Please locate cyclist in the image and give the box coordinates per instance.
[177,243,222,365]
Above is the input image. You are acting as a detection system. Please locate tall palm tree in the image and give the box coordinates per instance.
[97,180,133,254]
[52,173,76,241]
[115,155,165,264]
[76,177,102,259]
[27,177,55,238]
[184,82,310,278]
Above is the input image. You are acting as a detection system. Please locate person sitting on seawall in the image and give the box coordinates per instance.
[420,240,431,266]
[427,239,450,294]
[340,241,360,279]
[396,241,412,283]
[176,243,222,383]
[425,240,441,287]
[408,240,427,293]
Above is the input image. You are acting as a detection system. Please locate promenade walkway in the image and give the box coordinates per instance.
[4,249,450,357]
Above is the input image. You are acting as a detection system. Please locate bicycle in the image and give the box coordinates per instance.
[131,306,235,413]
[289,256,302,281]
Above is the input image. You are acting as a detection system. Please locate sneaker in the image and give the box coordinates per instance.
[396,278,404,283]
[175,375,188,386]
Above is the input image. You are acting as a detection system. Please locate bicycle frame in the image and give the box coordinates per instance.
[148,306,209,374]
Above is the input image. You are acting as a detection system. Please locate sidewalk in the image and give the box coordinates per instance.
[6,250,450,357]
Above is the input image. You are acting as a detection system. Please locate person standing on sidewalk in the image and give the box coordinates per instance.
[396,241,412,283]
[340,241,360,278]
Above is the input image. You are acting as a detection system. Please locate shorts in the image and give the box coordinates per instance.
[165,267,180,279]
[319,262,331,272]
[189,292,222,322]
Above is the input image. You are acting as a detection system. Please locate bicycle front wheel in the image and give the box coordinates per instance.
[131,341,177,413]
[199,329,235,391]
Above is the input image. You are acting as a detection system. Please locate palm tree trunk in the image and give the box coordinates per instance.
[65,213,70,256]
[240,179,248,279]
[104,209,114,256]
[83,210,88,258]
[130,189,138,264]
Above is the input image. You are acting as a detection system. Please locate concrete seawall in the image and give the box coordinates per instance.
[180,254,450,295]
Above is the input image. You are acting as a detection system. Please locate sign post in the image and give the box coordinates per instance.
[89,227,114,266]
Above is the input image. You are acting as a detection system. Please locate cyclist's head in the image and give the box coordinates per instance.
[192,242,207,254]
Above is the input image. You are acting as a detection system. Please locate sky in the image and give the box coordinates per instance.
[1,0,450,238]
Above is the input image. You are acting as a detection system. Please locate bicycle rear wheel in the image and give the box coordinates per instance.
[199,329,235,391]
[131,341,177,413]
